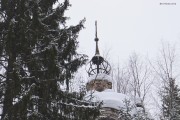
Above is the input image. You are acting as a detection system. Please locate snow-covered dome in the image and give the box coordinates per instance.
[84,89,149,119]
[85,22,112,92]
[85,89,132,110]
[86,73,112,92]
[87,73,112,83]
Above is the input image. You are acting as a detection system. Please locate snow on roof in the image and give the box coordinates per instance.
[84,89,132,110]
[87,73,112,83]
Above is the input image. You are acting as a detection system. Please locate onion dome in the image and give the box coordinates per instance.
[86,21,111,92]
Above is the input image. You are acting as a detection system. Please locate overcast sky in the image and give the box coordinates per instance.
[65,0,180,64]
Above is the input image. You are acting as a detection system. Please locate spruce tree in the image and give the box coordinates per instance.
[161,78,180,120]
[119,99,153,120]
[0,0,100,119]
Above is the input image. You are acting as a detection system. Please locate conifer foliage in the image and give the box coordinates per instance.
[161,78,180,120]
[0,0,100,119]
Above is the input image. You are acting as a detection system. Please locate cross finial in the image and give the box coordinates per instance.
[87,21,111,77]
[95,21,100,55]
[95,21,98,41]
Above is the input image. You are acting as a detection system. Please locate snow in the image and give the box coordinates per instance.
[0,108,1,117]
[87,73,112,83]
[84,89,152,119]
[133,96,142,104]
[128,95,142,105]
[31,95,39,99]
[84,89,132,110]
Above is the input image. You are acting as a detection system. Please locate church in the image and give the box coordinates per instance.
[84,21,146,120]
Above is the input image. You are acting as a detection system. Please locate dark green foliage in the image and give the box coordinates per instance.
[161,78,180,120]
[0,0,100,119]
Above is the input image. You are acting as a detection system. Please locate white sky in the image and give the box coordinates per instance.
[65,0,180,64]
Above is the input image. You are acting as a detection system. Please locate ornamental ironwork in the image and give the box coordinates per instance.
[87,21,111,76]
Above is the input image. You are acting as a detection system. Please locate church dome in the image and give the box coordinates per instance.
[85,89,132,110]
[86,21,112,92]
[86,73,112,92]
[88,73,112,83]
[84,21,149,120]
[84,90,136,120]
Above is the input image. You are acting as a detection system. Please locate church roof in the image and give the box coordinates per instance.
[85,89,133,110]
